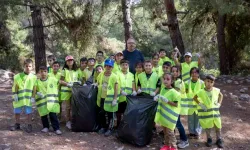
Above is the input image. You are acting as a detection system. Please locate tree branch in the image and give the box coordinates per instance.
[22,20,67,29]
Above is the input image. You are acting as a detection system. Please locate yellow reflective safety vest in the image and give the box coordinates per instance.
[60,69,78,101]
[135,72,141,90]
[197,88,222,129]
[35,77,60,116]
[181,61,198,82]
[184,79,204,115]
[12,72,37,108]
[159,57,172,66]
[152,66,163,78]
[118,71,134,103]
[138,72,158,94]
[154,88,181,130]
[84,68,94,81]
[77,68,85,82]
[112,62,121,74]
[174,79,188,115]
[97,72,119,112]
[48,72,61,80]
[94,61,104,68]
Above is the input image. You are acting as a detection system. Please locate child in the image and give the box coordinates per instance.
[154,73,181,150]
[135,62,144,90]
[152,53,162,77]
[95,50,105,68]
[137,61,160,96]
[10,59,37,133]
[84,58,95,81]
[117,59,137,126]
[48,61,61,80]
[159,61,172,77]
[193,74,223,148]
[158,49,172,66]
[109,54,115,61]
[112,51,123,74]
[175,52,201,82]
[47,55,57,73]
[171,66,189,149]
[32,66,67,135]
[60,55,79,130]
[94,65,104,83]
[185,67,205,139]
[78,57,88,83]
[96,59,119,137]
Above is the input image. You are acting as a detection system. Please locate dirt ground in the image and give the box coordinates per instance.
[0,80,250,150]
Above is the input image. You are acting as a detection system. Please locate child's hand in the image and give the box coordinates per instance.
[214,102,221,108]
[131,91,137,96]
[31,97,35,103]
[137,89,142,94]
[37,92,44,98]
[121,91,128,96]
[150,92,156,97]
[153,95,159,101]
[159,95,169,103]
[67,82,73,87]
[13,94,18,102]
[199,103,207,111]
[112,99,117,106]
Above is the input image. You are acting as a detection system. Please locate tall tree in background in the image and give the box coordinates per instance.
[30,4,46,73]
[164,0,185,55]
[121,0,132,47]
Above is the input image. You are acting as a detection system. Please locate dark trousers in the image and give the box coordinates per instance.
[41,112,60,131]
[98,98,114,130]
[176,115,188,141]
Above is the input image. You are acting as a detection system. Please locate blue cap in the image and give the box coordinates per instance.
[104,59,114,67]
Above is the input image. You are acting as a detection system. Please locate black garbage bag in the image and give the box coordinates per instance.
[71,84,98,132]
[117,95,157,147]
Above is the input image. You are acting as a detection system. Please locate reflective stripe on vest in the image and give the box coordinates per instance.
[138,72,158,94]
[118,71,134,102]
[181,61,198,81]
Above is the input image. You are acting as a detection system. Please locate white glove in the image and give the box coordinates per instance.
[13,94,18,102]
[159,95,169,103]
[121,91,128,96]
[37,92,44,98]
[150,92,156,97]
[154,95,159,101]
[131,91,137,96]
[137,89,142,94]
[83,83,87,86]
[195,53,201,58]
[199,103,207,111]
[112,99,117,106]
[174,46,179,52]
[31,97,35,103]
[91,83,98,87]
[77,81,82,85]
[215,102,221,108]
[67,82,73,87]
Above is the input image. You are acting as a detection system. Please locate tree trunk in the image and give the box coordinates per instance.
[164,0,185,56]
[216,14,229,74]
[30,5,46,73]
[121,0,132,47]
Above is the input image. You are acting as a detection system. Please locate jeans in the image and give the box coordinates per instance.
[176,115,188,141]
[188,113,202,135]
[41,112,60,131]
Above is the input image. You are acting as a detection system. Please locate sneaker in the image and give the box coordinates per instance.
[55,130,62,135]
[216,139,224,148]
[10,123,21,131]
[26,124,32,133]
[41,128,49,133]
[98,128,106,134]
[104,129,112,137]
[206,138,213,147]
[160,145,170,150]
[66,121,72,130]
[178,140,189,149]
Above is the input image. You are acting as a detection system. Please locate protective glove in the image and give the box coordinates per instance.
[137,89,142,94]
[91,83,98,87]
[76,81,82,85]
[13,94,18,102]
[199,103,207,111]
[215,102,221,108]
[67,82,73,88]
[131,91,137,96]
[150,92,156,97]
[121,91,128,96]
[31,97,35,103]
[159,95,169,103]
[37,92,44,98]
[154,95,159,101]
[195,53,201,58]
[112,99,117,106]
[83,83,87,86]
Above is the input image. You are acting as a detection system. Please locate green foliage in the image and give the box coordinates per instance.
[201,66,220,77]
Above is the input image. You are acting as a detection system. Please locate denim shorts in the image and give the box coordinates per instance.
[14,106,32,114]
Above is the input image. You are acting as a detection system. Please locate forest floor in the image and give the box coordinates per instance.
[0,77,250,150]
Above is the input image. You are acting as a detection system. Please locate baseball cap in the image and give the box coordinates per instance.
[65,55,74,61]
[184,52,192,57]
[115,51,123,56]
[104,59,114,67]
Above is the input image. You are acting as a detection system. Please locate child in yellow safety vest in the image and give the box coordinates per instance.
[60,55,80,130]
[78,57,88,83]
[154,73,181,150]
[48,61,61,80]
[117,59,137,126]
[137,61,161,96]
[94,65,104,83]
[95,50,105,68]
[152,53,162,77]
[193,74,224,148]
[47,55,57,73]
[10,59,37,133]
[83,58,95,82]
[112,51,123,74]
[158,49,172,66]
[134,62,144,90]
[96,59,119,137]
[32,66,68,135]
[185,67,205,139]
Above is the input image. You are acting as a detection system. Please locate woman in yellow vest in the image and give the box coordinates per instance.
[185,67,205,139]
[193,74,224,148]
[134,62,144,90]
[96,59,119,137]
[112,51,123,74]
[32,66,68,135]
[154,73,181,150]
[11,59,37,133]
[171,66,189,149]
[60,55,80,130]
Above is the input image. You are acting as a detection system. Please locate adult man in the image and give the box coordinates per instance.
[123,38,144,74]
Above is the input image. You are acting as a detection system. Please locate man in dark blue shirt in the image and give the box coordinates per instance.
[123,38,145,74]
